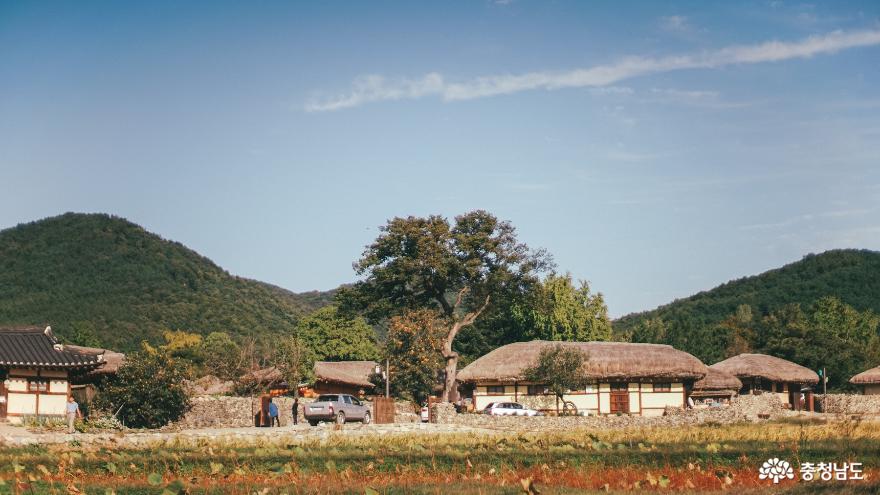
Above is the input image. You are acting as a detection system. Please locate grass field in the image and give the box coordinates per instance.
[1,419,877,494]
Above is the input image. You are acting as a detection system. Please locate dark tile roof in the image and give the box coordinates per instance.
[0,326,104,369]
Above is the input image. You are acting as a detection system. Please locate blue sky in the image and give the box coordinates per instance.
[1,1,879,316]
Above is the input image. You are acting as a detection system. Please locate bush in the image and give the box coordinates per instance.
[95,343,191,428]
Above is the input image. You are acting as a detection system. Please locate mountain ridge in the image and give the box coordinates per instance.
[0,212,337,351]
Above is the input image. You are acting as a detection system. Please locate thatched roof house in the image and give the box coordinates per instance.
[458,341,708,417]
[850,365,880,395]
[692,368,742,400]
[711,354,819,385]
[458,341,708,382]
[238,361,378,396]
[312,360,377,395]
[710,353,818,411]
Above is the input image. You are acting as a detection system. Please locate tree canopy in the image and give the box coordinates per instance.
[523,344,591,410]
[513,273,612,342]
[340,210,552,400]
[94,344,191,428]
[297,306,379,362]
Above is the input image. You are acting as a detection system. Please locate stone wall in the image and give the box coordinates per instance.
[172,396,420,429]
[435,394,788,429]
[173,396,309,429]
[430,402,456,424]
[816,394,880,414]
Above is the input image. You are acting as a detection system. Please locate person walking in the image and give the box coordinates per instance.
[291,397,299,426]
[268,398,280,427]
[66,396,82,434]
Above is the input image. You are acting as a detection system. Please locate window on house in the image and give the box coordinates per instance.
[610,382,628,392]
[527,385,547,395]
[486,385,505,395]
[27,379,49,392]
[653,383,672,392]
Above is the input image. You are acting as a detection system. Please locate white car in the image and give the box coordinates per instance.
[420,404,430,422]
[482,402,541,416]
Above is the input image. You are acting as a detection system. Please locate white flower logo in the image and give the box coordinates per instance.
[759,458,795,484]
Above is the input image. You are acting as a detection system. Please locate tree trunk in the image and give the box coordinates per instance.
[438,292,491,402]
[442,351,458,402]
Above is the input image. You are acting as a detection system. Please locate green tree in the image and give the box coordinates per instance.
[513,273,611,342]
[66,321,103,348]
[758,298,880,391]
[94,343,191,428]
[297,306,379,362]
[375,309,446,403]
[274,335,316,398]
[522,344,591,413]
[200,332,243,380]
[630,317,667,344]
[340,210,551,401]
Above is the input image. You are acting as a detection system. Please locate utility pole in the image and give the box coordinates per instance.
[823,367,827,395]
[385,358,390,398]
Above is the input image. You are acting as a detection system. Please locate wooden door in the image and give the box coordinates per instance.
[610,383,629,414]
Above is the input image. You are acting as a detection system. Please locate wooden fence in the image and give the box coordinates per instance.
[372,396,395,424]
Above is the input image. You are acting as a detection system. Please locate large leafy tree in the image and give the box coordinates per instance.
[94,343,191,428]
[297,306,380,362]
[512,273,612,342]
[341,210,551,401]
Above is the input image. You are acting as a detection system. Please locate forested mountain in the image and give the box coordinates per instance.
[615,249,880,334]
[0,213,336,351]
[614,250,880,390]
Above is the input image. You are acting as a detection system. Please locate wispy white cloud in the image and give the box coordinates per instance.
[659,15,693,34]
[305,29,880,112]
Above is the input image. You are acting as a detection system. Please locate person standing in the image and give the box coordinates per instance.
[268,398,280,427]
[66,396,82,434]
[292,397,299,426]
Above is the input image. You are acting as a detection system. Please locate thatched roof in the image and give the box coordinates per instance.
[710,354,819,385]
[314,361,377,388]
[66,345,125,376]
[457,341,708,382]
[850,365,880,385]
[693,367,742,391]
[239,366,284,386]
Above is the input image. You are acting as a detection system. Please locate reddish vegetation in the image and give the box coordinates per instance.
[25,467,877,493]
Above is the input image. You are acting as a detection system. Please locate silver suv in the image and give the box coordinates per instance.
[304,394,371,426]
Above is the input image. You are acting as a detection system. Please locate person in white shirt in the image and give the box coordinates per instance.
[66,396,82,434]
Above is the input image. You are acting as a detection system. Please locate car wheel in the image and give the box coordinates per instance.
[308,420,318,427]
[363,412,371,425]
[336,411,346,425]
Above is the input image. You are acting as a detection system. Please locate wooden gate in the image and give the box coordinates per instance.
[610,383,629,414]
[372,397,395,424]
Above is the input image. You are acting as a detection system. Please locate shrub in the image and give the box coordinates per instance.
[95,343,191,428]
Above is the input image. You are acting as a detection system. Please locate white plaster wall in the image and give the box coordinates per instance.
[39,394,67,415]
[8,393,36,415]
[49,379,68,394]
[6,377,27,392]
[641,391,684,409]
